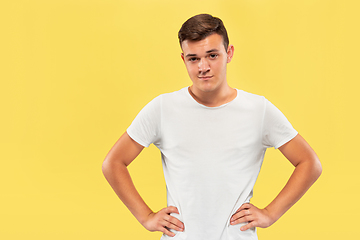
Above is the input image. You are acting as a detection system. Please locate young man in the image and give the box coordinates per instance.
[102,14,322,240]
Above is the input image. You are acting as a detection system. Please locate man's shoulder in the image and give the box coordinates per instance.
[140,88,188,112]
[152,87,188,103]
[236,89,266,106]
[160,87,187,97]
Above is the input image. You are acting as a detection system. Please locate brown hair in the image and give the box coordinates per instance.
[178,14,229,50]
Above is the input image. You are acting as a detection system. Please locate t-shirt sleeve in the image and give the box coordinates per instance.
[126,96,161,148]
[262,99,298,149]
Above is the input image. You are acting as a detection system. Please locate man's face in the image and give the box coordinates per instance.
[181,34,234,94]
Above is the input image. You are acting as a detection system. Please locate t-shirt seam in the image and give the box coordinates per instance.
[273,131,298,149]
[159,94,163,149]
[260,96,267,148]
[126,129,149,148]
[185,87,239,109]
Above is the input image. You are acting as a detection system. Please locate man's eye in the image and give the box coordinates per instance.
[209,54,218,59]
[189,58,198,62]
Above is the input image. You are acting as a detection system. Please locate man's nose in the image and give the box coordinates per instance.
[198,58,210,73]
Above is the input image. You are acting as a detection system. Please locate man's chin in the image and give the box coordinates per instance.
[198,83,218,93]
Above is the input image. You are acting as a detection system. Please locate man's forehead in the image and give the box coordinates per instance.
[181,34,225,55]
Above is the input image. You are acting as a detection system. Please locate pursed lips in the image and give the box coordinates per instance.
[198,75,213,80]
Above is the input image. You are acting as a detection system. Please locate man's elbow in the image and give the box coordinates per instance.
[311,156,322,181]
[102,155,127,177]
[102,157,112,177]
[102,156,118,176]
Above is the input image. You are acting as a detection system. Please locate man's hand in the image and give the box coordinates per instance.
[230,203,275,231]
[142,206,184,237]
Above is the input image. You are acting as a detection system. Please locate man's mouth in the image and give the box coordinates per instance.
[198,76,213,80]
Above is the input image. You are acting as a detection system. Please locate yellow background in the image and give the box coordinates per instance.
[1,0,359,239]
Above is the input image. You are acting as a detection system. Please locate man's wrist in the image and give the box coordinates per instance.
[263,206,282,224]
[138,210,154,226]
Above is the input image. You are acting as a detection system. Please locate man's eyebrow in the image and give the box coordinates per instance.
[185,53,197,58]
[185,49,219,58]
[206,49,219,53]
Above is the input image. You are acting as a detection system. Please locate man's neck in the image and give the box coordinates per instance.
[188,85,237,107]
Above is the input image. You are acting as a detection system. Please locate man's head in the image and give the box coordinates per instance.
[179,14,234,95]
[178,14,229,51]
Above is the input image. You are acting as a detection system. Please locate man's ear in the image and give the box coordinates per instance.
[226,45,234,63]
[181,53,185,62]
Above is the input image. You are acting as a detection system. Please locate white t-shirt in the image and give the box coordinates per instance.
[127,87,298,240]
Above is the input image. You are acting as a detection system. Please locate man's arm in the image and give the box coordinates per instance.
[230,134,322,230]
[102,132,184,237]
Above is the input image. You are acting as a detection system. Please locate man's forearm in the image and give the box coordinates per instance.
[265,154,322,222]
[230,149,321,231]
[102,159,153,225]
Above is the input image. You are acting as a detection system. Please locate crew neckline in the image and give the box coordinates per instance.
[184,87,239,109]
